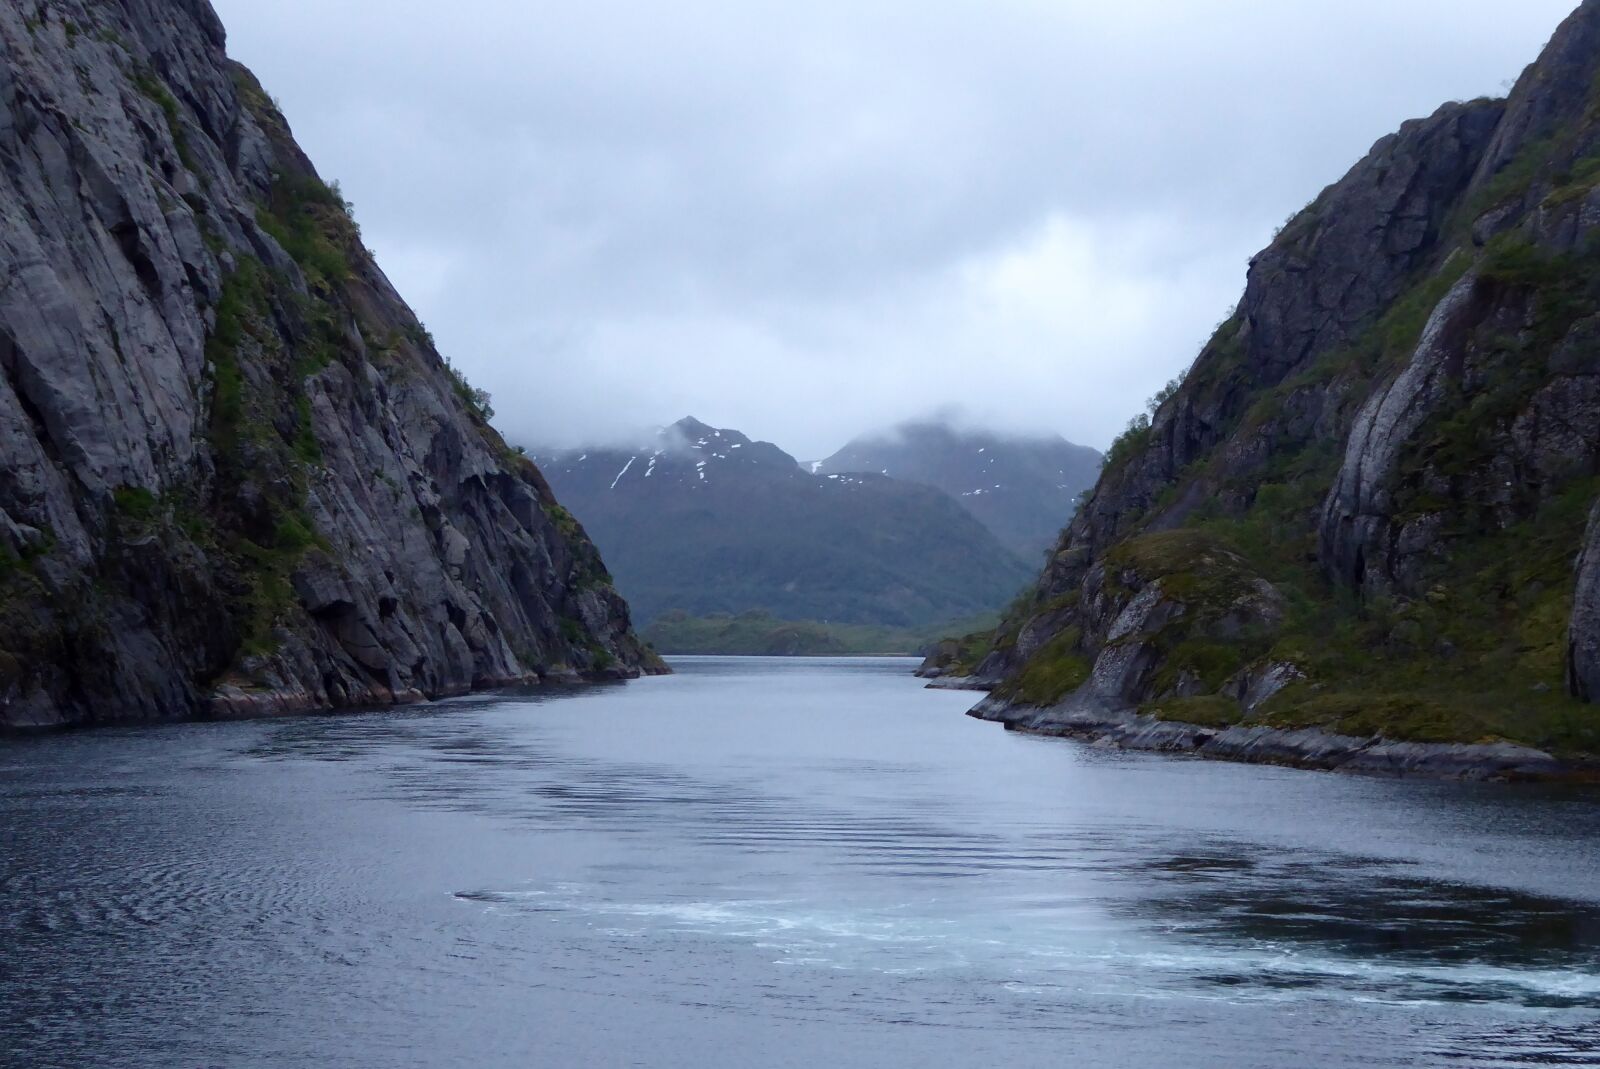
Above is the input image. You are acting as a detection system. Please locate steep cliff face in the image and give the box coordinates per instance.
[0,0,661,727]
[968,0,1600,764]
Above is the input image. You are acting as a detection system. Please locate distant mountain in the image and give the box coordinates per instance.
[643,610,1001,658]
[534,418,1035,628]
[817,422,1103,560]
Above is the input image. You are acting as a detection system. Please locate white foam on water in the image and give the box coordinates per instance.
[453,882,1600,1010]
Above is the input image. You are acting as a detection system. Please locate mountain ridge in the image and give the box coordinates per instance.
[818,420,1103,560]
[535,417,1036,628]
[951,0,1600,777]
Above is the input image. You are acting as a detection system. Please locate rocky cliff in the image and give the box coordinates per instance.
[0,0,662,727]
[960,0,1600,773]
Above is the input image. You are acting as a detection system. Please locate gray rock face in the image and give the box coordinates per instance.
[1246,101,1504,379]
[0,0,661,726]
[1574,505,1600,702]
[1319,273,1483,590]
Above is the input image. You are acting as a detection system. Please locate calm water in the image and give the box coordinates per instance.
[4,657,1600,1068]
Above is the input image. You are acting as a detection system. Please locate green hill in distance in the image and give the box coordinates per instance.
[644,610,1001,657]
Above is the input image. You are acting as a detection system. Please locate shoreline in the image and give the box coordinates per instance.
[0,668,650,735]
[655,652,924,659]
[922,675,992,692]
[964,692,1600,784]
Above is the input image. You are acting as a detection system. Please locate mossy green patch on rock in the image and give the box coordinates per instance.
[113,486,160,525]
[1142,694,1247,729]
[1543,155,1600,208]
[919,631,988,675]
[198,256,340,666]
[1107,530,1258,606]
[1453,136,1560,233]
[544,502,582,541]
[1257,686,1486,745]
[943,629,997,675]
[1149,640,1254,696]
[133,67,195,170]
[1200,475,1600,755]
[997,627,1090,707]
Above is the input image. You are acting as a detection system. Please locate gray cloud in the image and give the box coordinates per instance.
[211,0,1577,456]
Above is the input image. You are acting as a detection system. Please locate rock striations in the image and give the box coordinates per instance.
[955,0,1600,779]
[0,0,662,727]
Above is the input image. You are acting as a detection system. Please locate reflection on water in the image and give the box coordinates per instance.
[3,656,1600,1068]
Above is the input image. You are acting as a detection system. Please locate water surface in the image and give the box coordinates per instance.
[4,657,1600,1067]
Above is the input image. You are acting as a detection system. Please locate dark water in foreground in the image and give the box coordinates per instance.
[5,658,1600,1068]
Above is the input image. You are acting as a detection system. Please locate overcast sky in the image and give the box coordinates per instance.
[211,0,1576,457]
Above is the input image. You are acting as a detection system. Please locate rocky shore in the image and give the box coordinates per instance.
[965,690,1600,783]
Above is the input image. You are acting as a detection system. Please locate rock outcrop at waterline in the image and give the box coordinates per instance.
[958,0,1600,771]
[0,0,662,726]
